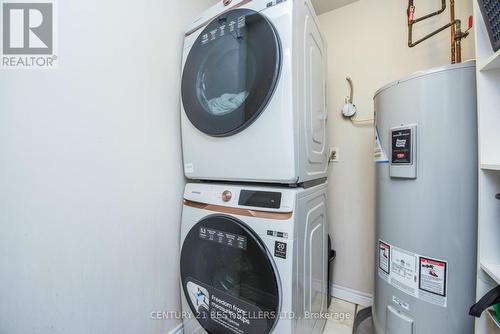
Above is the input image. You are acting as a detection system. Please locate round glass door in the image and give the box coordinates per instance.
[181,8,281,137]
[180,215,280,334]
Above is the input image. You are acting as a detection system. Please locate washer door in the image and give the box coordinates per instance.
[181,8,281,137]
[180,215,280,334]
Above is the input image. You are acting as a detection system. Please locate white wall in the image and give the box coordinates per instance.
[319,0,474,298]
[0,0,215,333]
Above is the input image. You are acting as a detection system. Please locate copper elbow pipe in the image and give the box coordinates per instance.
[407,0,467,64]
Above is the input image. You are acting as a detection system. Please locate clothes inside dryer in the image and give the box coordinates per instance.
[205,91,250,116]
[197,46,254,116]
[181,8,281,137]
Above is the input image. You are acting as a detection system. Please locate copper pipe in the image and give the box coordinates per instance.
[407,0,468,64]
[456,27,462,63]
[409,20,460,48]
[408,0,447,47]
[413,0,446,23]
[455,20,464,63]
[450,0,456,63]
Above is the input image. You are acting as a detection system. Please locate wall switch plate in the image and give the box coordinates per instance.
[329,147,339,162]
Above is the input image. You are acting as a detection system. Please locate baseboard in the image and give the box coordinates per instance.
[331,284,373,307]
[167,323,183,334]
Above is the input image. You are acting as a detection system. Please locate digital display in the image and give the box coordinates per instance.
[238,190,281,209]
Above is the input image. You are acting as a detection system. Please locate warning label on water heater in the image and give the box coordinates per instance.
[418,257,447,306]
[378,241,390,275]
[377,240,448,308]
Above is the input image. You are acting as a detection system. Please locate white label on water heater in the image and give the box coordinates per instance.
[390,247,419,296]
[374,127,389,163]
[378,240,448,308]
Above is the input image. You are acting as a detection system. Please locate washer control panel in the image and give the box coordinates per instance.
[184,183,294,212]
[238,190,281,209]
[222,190,232,202]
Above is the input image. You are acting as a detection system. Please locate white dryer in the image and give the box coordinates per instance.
[180,0,328,185]
[180,182,329,334]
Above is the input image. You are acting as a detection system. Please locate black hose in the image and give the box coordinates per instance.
[470,286,500,318]
[353,307,373,334]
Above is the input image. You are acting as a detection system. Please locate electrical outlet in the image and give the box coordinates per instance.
[329,147,339,163]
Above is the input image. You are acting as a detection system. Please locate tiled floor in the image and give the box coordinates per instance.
[323,298,364,334]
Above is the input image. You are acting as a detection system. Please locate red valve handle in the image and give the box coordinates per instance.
[468,16,473,29]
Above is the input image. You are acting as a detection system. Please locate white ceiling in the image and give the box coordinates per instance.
[311,0,360,15]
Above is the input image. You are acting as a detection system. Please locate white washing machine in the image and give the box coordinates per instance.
[180,0,328,185]
[180,182,329,334]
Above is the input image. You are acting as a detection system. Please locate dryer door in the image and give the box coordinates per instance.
[181,8,281,137]
[180,215,280,334]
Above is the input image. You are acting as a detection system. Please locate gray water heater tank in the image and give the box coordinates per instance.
[373,61,478,334]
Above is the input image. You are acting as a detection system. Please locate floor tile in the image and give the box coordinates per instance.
[323,320,353,334]
[324,298,356,334]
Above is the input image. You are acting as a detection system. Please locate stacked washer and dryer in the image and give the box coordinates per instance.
[178,0,330,334]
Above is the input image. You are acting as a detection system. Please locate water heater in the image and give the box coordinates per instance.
[373,61,478,334]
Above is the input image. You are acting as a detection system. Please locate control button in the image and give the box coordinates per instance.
[222,190,232,202]
[277,232,284,238]
[267,230,274,236]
